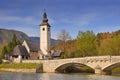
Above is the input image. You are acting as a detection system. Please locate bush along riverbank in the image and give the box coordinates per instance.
[0,63,43,73]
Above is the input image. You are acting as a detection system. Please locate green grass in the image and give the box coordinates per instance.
[0,63,40,69]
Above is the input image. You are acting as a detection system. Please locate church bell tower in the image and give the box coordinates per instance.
[40,10,51,59]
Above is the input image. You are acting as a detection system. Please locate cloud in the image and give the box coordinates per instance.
[60,13,97,27]
[0,14,56,37]
[0,26,40,37]
[0,15,39,25]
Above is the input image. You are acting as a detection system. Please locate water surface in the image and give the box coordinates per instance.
[0,73,120,80]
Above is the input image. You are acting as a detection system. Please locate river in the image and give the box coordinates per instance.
[0,73,120,80]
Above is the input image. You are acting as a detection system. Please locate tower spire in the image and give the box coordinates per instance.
[43,9,47,18]
[42,9,48,22]
[40,9,50,27]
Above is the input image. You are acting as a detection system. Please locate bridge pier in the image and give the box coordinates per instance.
[94,65,102,74]
[94,65,111,75]
[95,69,111,75]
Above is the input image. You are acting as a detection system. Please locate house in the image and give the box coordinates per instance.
[22,40,42,60]
[10,40,42,63]
[10,45,29,63]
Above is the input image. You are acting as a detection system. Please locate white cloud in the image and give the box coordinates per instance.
[0,14,56,37]
[60,13,97,27]
[0,15,56,26]
[0,15,39,25]
[0,26,39,37]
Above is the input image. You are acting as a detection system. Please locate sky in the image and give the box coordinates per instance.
[0,0,120,39]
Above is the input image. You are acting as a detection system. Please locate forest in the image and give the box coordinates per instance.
[53,29,120,58]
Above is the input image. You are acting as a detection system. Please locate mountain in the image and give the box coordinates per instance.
[0,28,58,46]
[0,28,30,44]
[30,37,58,45]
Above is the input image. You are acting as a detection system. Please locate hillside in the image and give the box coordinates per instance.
[0,28,58,46]
[0,29,29,44]
[30,37,58,45]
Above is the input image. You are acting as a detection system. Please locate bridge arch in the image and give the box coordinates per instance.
[54,62,94,73]
[102,62,120,71]
[42,56,120,74]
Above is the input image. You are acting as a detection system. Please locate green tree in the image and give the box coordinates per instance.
[1,34,21,59]
[2,46,8,58]
[12,34,18,47]
[75,30,98,57]
[2,46,7,55]
[6,42,13,54]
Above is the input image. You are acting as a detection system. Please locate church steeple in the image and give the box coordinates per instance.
[40,10,51,59]
[40,9,50,27]
[43,9,47,18]
[42,10,48,23]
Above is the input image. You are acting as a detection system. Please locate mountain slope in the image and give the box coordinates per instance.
[0,28,58,46]
[0,29,29,44]
[30,37,58,45]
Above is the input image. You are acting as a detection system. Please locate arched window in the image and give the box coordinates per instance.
[43,28,45,31]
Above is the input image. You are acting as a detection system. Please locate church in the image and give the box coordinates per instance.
[9,11,62,63]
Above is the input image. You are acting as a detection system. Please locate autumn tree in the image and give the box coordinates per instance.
[99,35,120,55]
[75,30,98,57]
[57,29,72,58]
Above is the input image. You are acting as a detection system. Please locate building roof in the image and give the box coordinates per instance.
[11,45,29,56]
[54,50,62,57]
[25,40,39,52]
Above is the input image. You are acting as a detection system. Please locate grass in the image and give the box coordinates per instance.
[0,63,40,69]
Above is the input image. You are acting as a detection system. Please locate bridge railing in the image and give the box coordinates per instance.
[21,56,120,63]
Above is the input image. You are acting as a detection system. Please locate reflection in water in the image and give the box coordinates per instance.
[0,73,120,80]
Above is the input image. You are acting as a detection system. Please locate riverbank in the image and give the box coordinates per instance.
[0,63,43,73]
[0,68,36,73]
[0,63,120,74]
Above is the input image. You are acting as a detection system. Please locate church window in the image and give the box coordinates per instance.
[43,28,45,31]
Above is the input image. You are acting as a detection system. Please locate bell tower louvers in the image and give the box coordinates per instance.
[40,10,51,59]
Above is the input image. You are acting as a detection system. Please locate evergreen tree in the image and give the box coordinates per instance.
[1,34,21,59]
[12,34,17,47]
[2,46,7,55]
[2,46,8,59]
[6,42,13,54]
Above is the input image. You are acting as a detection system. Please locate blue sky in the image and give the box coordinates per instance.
[0,0,120,39]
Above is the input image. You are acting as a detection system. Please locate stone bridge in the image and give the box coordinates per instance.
[23,56,120,75]
[42,56,120,74]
